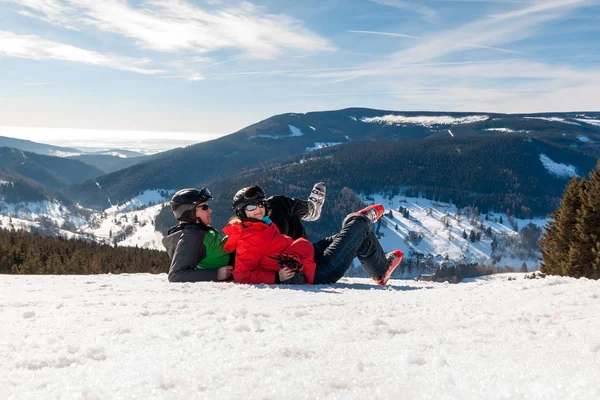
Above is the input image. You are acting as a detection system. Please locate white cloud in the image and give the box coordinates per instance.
[368,0,439,22]
[6,0,333,59]
[346,30,419,39]
[0,31,164,75]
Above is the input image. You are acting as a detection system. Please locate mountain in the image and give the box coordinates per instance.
[67,109,600,209]
[67,153,146,174]
[0,136,82,156]
[0,147,105,189]
[0,135,148,174]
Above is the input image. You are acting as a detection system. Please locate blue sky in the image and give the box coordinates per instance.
[1,0,599,136]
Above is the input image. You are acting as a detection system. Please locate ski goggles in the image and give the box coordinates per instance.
[195,204,211,211]
[244,201,268,211]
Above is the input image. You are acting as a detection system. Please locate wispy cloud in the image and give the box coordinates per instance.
[0,31,164,74]
[368,0,439,22]
[346,30,521,54]
[323,0,595,83]
[6,0,334,59]
[346,30,419,39]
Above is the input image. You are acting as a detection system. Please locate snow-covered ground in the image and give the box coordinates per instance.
[82,202,166,250]
[365,194,547,270]
[362,115,489,127]
[0,200,88,229]
[250,125,304,140]
[306,142,344,152]
[524,117,581,126]
[539,154,578,178]
[1,274,598,399]
[575,118,600,127]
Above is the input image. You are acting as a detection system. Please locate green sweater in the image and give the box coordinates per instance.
[196,229,230,270]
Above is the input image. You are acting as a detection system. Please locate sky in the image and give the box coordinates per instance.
[1,0,600,142]
[2,273,599,399]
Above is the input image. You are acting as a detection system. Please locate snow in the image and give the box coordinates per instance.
[105,189,170,214]
[362,115,489,127]
[364,194,548,269]
[1,273,599,399]
[524,117,581,126]
[539,154,578,179]
[0,214,91,241]
[83,203,167,250]
[250,125,304,140]
[48,151,82,157]
[305,142,344,152]
[577,135,593,143]
[576,118,600,127]
[0,200,87,229]
[288,125,304,137]
[485,128,515,132]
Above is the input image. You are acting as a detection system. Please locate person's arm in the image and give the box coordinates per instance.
[168,230,218,282]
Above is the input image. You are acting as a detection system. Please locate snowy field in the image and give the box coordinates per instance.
[1,274,599,400]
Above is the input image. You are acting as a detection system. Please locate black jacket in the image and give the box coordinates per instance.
[267,195,309,240]
[162,223,218,282]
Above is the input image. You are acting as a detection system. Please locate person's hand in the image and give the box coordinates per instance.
[217,266,234,281]
[278,267,295,282]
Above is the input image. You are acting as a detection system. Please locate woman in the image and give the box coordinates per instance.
[223,185,403,285]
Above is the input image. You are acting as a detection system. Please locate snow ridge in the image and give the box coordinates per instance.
[362,114,489,127]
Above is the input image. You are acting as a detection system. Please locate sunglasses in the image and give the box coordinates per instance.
[245,202,267,211]
[196,204,211,211]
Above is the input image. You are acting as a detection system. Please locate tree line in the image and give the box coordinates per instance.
[0,228,169,275]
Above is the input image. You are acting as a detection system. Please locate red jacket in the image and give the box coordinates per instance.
[223,220,316,284]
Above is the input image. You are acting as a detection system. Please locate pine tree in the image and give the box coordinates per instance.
[571,161,600,279]
[539,176,586,276]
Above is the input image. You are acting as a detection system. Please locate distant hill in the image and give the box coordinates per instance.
[0,136,81,157]
[67,153,146,174]
[0,147,105,189]
[68,108,600,209]
[0,136,148,174]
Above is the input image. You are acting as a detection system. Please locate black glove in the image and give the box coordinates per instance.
[280,270,306,285]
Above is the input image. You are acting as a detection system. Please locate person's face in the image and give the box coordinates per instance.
[244,202,266,219]
[195,202,212,225]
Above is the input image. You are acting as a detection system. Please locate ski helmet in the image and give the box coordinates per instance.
[170,187,213,223]
[232,185,266,217]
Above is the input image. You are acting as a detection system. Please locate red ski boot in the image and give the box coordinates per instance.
[356,204,385,223]
[376,250,404,286]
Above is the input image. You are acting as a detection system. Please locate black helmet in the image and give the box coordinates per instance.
[170,187,213,223]
[232,185,266,218]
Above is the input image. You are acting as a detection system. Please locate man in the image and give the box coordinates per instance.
[162,187,233,282]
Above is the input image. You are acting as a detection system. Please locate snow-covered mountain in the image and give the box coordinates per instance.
[2,273,598,399]
[352,194,546,276]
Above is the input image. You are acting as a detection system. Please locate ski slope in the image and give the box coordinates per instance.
[365,195,547,271]
[1,274,598,399]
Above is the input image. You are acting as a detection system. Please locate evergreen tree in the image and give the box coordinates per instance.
[539,176,586,276]
[571,161,600,279]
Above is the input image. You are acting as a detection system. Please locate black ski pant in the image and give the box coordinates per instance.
[312,214,388,284]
